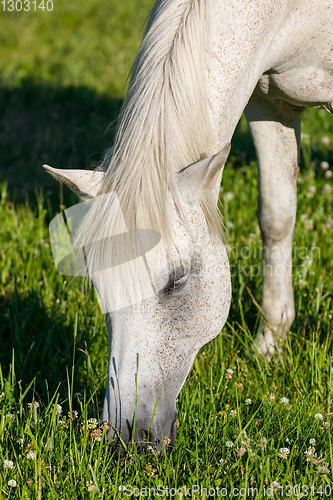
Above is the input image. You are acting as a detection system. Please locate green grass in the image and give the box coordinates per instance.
[1,0,333,497]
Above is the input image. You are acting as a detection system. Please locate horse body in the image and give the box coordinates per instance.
[257,0,333,110]
[208,0,332,140]
[208,0,333,357]
[45,0,333,446]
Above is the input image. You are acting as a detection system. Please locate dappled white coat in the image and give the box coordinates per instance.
[45,0,333,447]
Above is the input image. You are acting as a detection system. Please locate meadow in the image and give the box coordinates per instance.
[0,0,333,498]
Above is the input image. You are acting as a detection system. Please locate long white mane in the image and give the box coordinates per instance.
[78,0,221,279]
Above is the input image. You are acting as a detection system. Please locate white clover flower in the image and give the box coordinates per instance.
[304,219,314,230]
[321,137,330,147]
[225,441,234,448]
[306,185,316,198]
[305,447,316,461]
[271,481,281,490]
[314,413,324,421]
[27,451,36,460]
[90,428,102,441]
[224,192,235,203]
[225,368,234,380]
[6,413,15,421]
[278,447,290,459]
[229,409,237,418]
[280,397,289,405]
[259,437,268,449]
[27,401,39,409]
[312,453,325,466]
[325,170,333,179]
[318,465,330,474]
[322,421,330,429]
[321,184,332,195]
[8,479,17,487]
[87,418,98,429]
[236,446,246,457]
[320,161,330,171]
[3,460,14,469]
[245,398,252,405]
[309,438,316,446]
[68,410,79,420]
[55,404,62,415]
[86,480,95,492]
[268,393,275,402]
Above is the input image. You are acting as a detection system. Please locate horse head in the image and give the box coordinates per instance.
[44,143,231,450]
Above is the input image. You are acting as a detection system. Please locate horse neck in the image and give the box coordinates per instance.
[95,0,296,253]
[208,0,294,151]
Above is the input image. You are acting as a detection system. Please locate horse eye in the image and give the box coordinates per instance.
[163,268,188,294]
[173,273,188,289]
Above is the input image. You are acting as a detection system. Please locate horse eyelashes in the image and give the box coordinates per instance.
[162,267,189,294]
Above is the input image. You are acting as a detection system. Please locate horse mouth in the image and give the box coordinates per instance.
[105,417,178,455]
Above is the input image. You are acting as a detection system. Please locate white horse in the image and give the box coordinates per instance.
[44,0,333,448]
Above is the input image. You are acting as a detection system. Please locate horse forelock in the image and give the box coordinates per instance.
[76,0,223,285]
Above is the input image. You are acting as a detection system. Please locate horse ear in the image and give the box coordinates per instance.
[177,143,230,205]
[43,165,104,199]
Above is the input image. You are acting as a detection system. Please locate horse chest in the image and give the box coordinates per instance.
[257,65,333,111]
[256,0,333,111]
